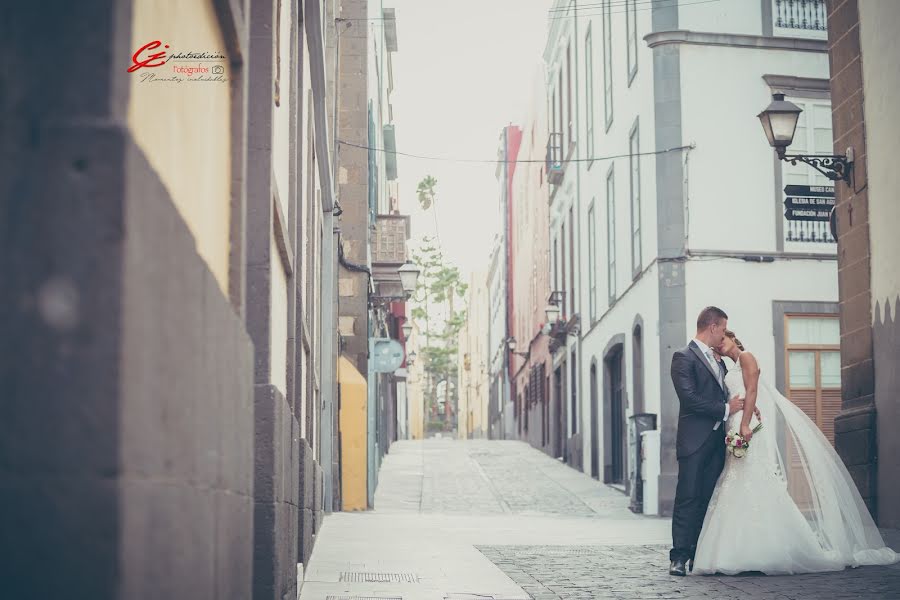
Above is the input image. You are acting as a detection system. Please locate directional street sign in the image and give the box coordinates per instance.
[784,195,836,210]
[783,184,835,198]
[784,207,832,222]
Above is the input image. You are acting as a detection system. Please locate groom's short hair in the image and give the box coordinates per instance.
[697,306,728,330]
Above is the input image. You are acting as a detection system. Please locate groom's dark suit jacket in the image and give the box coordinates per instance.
[671,341,729,459]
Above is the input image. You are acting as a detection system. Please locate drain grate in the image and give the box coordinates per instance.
[325,596,403,600]
[338,571,420,584]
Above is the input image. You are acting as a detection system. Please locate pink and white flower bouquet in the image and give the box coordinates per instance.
[725,423,763,458]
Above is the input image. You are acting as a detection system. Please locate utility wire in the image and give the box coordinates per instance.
[546,0,720,20]
[337,139,694,164]
[340,0,719,22]
[548,0,676,13]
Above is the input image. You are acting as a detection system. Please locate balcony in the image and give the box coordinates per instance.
[785,220,835,245]
[772,0,827,39]
[546,132,564,186]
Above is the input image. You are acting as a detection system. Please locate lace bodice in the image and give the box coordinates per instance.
[724,366,745,398]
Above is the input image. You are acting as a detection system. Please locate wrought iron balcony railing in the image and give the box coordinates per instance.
[785,219,835,244]
[773,0,827,34]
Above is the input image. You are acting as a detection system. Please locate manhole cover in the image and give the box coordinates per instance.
[338,571,420,584]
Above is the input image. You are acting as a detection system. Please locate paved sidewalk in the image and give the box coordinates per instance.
[299,439,900,599]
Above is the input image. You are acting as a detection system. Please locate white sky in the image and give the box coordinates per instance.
[386,0,553,279]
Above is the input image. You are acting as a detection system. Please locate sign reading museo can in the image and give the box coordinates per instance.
[783,184,835,198]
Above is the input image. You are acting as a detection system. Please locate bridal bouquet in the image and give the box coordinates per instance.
[725,423,763,458]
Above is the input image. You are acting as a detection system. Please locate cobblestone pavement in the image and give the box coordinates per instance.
[303,439,900,600]
[375,439,639,518]
[478,539,900,600]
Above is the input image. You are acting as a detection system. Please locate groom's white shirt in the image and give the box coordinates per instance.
[692,338,730,428]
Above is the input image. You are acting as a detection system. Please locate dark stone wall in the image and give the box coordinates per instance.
[874,297,900,527]
[336,0,371,378]
[119,144,256,599]
[827,0,879,515]
[252,385,300,600]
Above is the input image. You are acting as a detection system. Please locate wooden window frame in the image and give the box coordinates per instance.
[783,313,840,443]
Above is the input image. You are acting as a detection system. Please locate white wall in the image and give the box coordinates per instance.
[684,257,838,380]
[678,0,765,36]
[679,44,830,253]
[859,1,900,312]
[579,266,661,476]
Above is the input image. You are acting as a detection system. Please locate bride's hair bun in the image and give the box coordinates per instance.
[725,329,746,351]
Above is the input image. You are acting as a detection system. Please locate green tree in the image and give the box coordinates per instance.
[411,176,467,430]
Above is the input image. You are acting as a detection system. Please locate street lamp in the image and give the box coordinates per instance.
[545,303,561,325]
[401,321,413,339]
[505,336,528,358]
[407,350,417,365]
[398,261,421,297]
[758,93,853,184]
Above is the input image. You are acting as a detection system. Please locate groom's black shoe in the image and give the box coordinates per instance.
[669,560,687,577]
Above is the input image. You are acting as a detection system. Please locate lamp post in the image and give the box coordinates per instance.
[398,261,421,297]
[758,93,853,184]
[545,303,561,325]
[505,336,528,359]
[401,321,413,339]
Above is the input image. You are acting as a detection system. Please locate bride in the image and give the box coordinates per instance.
[692,330,899,575]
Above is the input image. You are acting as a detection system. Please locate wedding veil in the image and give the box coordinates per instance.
[758,378,898,566]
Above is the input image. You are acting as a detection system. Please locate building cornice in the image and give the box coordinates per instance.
[762,74,831,98]
[644,30,828,53]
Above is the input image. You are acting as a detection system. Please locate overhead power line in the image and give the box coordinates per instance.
[548,0,675,14]
[337,139,694,164]
[340,0,720,22]
[546,0,721,20]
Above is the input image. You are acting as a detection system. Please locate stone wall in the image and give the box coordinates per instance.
[827,0,878,516]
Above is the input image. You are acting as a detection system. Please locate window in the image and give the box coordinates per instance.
[603,0,613,129]
[553,237,559,293]
[570,351,578,434]
[784,315,841,444]
[561,222,567,317]
[558,70,564,149]
[782,99,835,245]
[566,43,573,145]
[569,207,575,317]
[632,323,644,414]
[629,119,641,275]
[606,166,616,302]
[626,0,638,84]
[585,25,595,159]
[588,202,597,321]
[551,89,558,140]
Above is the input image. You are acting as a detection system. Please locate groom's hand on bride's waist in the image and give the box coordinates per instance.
[728,395,744,414]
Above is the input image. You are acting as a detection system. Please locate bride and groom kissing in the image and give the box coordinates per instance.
[668,306,898,577]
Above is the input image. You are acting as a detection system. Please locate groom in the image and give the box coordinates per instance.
[668,306,744,576]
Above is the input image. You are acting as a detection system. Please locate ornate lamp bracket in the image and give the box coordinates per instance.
[780,148,853,185]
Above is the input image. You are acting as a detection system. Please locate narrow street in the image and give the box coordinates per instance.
[301,440,900,599]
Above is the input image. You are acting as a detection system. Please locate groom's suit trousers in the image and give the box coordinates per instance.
[670,426,726,562]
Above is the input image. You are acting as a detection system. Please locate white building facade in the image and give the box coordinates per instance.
[544,0,837,514]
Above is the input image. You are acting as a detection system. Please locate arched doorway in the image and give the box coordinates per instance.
[590,361,600,479]
[603,335,627,485]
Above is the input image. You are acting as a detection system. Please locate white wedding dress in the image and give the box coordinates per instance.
[693,364,899,575]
